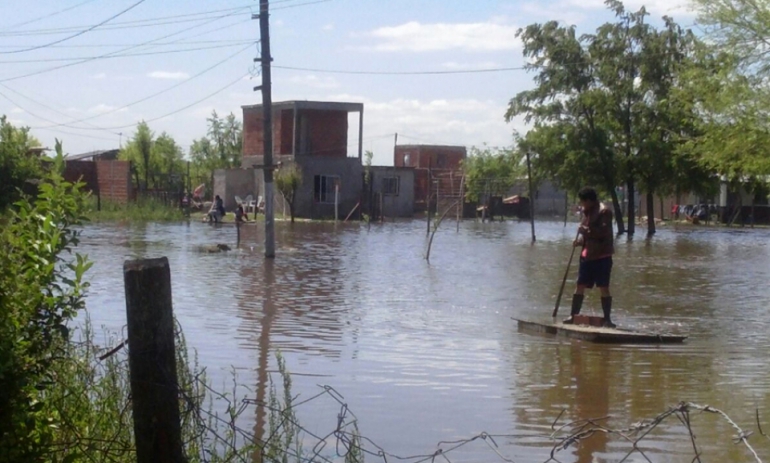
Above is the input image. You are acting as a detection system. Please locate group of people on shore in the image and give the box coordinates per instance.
[206,195,249,224]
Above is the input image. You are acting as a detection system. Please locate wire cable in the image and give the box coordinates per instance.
[0,41,255,64]
[0,0,100,32]
[30,43,255,130]
[0,9,245,83]
[273,64,525,75]
[1,0,147,54]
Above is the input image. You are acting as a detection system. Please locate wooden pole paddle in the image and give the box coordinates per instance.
[552,227,582,318]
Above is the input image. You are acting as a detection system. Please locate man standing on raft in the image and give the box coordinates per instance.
[563,187,616,328]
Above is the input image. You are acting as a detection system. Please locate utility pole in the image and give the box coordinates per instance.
[255,0,275,258]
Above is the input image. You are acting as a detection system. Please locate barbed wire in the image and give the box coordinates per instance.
[92,335,769,463]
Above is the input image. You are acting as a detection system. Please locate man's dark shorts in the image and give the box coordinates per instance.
[577,256,613,288]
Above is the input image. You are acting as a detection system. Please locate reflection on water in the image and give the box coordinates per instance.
[77,220,770,462]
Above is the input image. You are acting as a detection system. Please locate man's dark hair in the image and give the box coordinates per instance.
[578,187,598,202]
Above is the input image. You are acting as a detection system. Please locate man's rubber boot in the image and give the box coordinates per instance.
[563,294,584,324]
[601,297,616,328]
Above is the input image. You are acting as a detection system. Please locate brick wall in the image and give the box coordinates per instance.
[303,110,348,157]
[243,107,286,157]
[394,145,466,169]
[96,160,133,203]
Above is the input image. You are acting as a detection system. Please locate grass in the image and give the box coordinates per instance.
[85,196,186,222]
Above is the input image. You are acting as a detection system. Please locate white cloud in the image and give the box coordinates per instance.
[10,107,24,114]
[322,23,334,31]
[363,20,521,52]
[90,72,107,79]
[316,94,522,164]
[289,74,340,89]
[147,71,190,80]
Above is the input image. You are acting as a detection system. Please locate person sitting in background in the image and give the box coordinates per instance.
[207,195,225,224]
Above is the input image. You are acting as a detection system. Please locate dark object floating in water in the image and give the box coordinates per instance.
[197,244,232,253]
[513,318,687,344]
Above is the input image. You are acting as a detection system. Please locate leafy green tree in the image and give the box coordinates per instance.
[510,1,706,235]
[0,116,42,210]
[461,145,524,202]
[120,121,154,190]
[189,111,243,198]
[507,18,627,233]
[691,0,770,76]
[120,122,185,191]
[0,140,91,461]
[275,163,303,223]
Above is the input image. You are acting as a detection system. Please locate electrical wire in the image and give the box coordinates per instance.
[1,0,147,54]
[0,41,255,64]
[31,43,255,130]
[0,0,326,37]
[273,65,525,75]
[0,0,100,32]
[64,72,251,131]
[0,39,254,49]
[0,9,246,83]
[0,87,120,142]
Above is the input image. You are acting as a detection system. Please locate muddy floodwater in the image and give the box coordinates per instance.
[77,219,770,462]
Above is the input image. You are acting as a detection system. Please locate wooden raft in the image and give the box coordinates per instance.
[514,318,687,344]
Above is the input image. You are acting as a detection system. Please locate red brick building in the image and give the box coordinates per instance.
[240,101,366,219]
[394,144,466,211]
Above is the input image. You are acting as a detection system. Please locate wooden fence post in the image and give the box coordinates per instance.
[123,257,185,463]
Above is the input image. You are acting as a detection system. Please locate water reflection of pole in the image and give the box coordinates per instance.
[253,259,277,463]
[572,348,609,463]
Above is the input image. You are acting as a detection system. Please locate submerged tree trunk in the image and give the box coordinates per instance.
[646,191,656,236]
[627,178,636,236]
[608,186,626,235]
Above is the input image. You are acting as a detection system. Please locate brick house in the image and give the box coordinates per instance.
[394,144,466,212]
[240,100,365,219]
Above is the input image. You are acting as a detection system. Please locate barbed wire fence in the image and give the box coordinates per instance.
[81,323,769,463]
[178,373,770,463]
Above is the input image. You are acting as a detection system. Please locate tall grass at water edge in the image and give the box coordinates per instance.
[85,196,186,222]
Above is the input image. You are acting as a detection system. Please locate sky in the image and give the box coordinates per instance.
[0,0,694,166]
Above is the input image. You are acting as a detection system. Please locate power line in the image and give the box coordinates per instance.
[70,72,250,131]
[31,43,255,130]
[0,41,255,64]
[0,39,254,49]
[0,0,325,37]
[0,9,246,83]
[0,5,253,37]
[0,0,100,32]
[0,87,120,142]
[0,0,147,54]
[273,64,525,75]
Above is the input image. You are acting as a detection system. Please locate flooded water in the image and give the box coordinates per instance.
[77,219,770,462]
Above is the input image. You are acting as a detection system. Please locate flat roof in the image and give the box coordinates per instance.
[242,100,363,112]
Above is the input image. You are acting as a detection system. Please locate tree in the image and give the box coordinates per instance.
[153,132,185,191]
[120,122,186,192]
[510,1,705,235]
[0,116,42,210]
[120,121,154,190]
[189,111,243,198]
[691,0,770,76]
[461,145,524,202]
[274,163,303,223]
[507,18,627,233]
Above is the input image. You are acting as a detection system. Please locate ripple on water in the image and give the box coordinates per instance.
[75,220,770,462]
